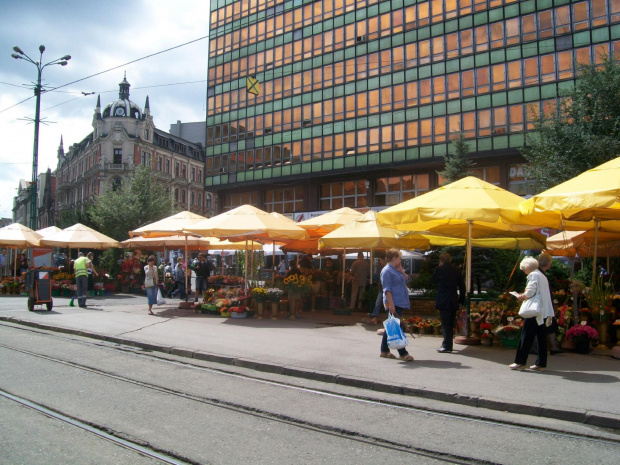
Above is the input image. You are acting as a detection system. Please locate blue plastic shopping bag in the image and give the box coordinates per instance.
[383,313,408,350]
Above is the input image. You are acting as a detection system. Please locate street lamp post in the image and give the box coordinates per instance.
[11,45,70,230]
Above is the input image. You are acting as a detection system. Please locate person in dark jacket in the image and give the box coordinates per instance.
[192,253,214,302]
[431,252,466,353]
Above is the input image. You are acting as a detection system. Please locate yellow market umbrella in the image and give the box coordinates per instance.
[520,156,620,282]
[520,157,620,222]
[186,205,307,242]
[0,223,42,280]
[129,211,207,238]
[378,177,552,292]
[298,207,364,237]
[40,223,120,249]
[129,211,209,300]
[36,226,62,238]
[0,223,42,248]
[186,205,308,284]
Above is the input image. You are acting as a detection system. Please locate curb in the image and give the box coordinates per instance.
[2,316,619,431]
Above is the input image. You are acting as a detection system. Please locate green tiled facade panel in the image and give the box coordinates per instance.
[206,0,618,209]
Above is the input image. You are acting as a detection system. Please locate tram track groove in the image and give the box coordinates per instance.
[1,320,619,441]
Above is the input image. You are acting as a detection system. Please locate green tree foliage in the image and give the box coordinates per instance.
[522,57,620,191]
[436,132,476,185]
[89,165,175,241]
[56,205,94,229]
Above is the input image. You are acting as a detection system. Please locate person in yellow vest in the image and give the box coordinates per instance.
[74,252,94,308]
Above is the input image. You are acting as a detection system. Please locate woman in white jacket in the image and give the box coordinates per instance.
[509,257,555,372]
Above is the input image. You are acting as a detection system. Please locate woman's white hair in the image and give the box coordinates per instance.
[520,256,539,273]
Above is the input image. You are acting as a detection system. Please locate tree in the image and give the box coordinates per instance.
[436,132,476,185]
[89,165,175,241]
[56,205,95,229]
[522,57,620,191]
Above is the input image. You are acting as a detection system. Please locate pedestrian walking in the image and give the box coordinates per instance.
[509,257,555,372]
[379,249,414,361]
[144,255,159,315]
[431,252,466,353]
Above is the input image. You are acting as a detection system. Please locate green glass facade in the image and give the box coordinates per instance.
[206,0,620,213]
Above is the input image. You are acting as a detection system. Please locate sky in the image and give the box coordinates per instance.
[0,0,211,219]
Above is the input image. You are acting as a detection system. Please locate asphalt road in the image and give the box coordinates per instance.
[1,323,619,465]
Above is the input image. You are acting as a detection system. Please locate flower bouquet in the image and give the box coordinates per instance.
[229,305,248,318]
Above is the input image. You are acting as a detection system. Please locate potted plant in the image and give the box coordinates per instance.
[565,324,599,354]
[494,324,522,348]
[229,305,248,319]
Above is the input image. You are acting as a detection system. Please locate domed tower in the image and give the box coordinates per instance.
[102,72,143,119]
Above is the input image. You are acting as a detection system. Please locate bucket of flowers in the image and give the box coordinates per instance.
[480,322,494,346]
[229,304,248,319]
[266,288,284,319]
[495,324,521,348]
[565,324,598,354]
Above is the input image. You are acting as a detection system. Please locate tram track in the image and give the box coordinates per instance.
[0,325,619,465]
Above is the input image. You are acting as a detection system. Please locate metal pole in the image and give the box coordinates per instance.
[29,66,42,230]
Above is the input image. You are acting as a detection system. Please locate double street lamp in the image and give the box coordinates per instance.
[11,45,71,230]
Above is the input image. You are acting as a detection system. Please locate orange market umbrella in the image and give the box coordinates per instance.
[298,207,364,237]
[0,223,42,280]
[546,230,620,271]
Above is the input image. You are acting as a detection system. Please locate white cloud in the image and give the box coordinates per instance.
[0,0,210,219]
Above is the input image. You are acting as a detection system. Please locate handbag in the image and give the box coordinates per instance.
[145,277,154,288]
[156,288,166,306]
[383,313,408,350]
[518,292,541,319]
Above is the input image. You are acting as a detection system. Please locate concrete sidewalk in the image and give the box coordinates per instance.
[1,293,619,430]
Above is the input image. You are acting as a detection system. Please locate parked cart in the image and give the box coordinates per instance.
[24,268,53,311]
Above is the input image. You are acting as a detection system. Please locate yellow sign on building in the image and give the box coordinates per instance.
[246,75,259,95]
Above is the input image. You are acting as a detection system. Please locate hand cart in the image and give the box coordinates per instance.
[24,268,53,311]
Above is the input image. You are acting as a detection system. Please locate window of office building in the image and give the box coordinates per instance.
[223,191,258,211]
[265,187,304,214]
[320,181,367,210]
[374,174,430,207]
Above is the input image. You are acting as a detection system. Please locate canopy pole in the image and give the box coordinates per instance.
[272,240,276,283]
[13,247,17,281]
[592,218,599,285]
[184,236,189,302]
[244,238,248,289]
[341,247,346,299]
[466,220,472,295]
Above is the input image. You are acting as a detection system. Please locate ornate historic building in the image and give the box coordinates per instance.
[55,76,214,219]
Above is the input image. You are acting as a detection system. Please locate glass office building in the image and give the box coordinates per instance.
[206,0,620,214]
